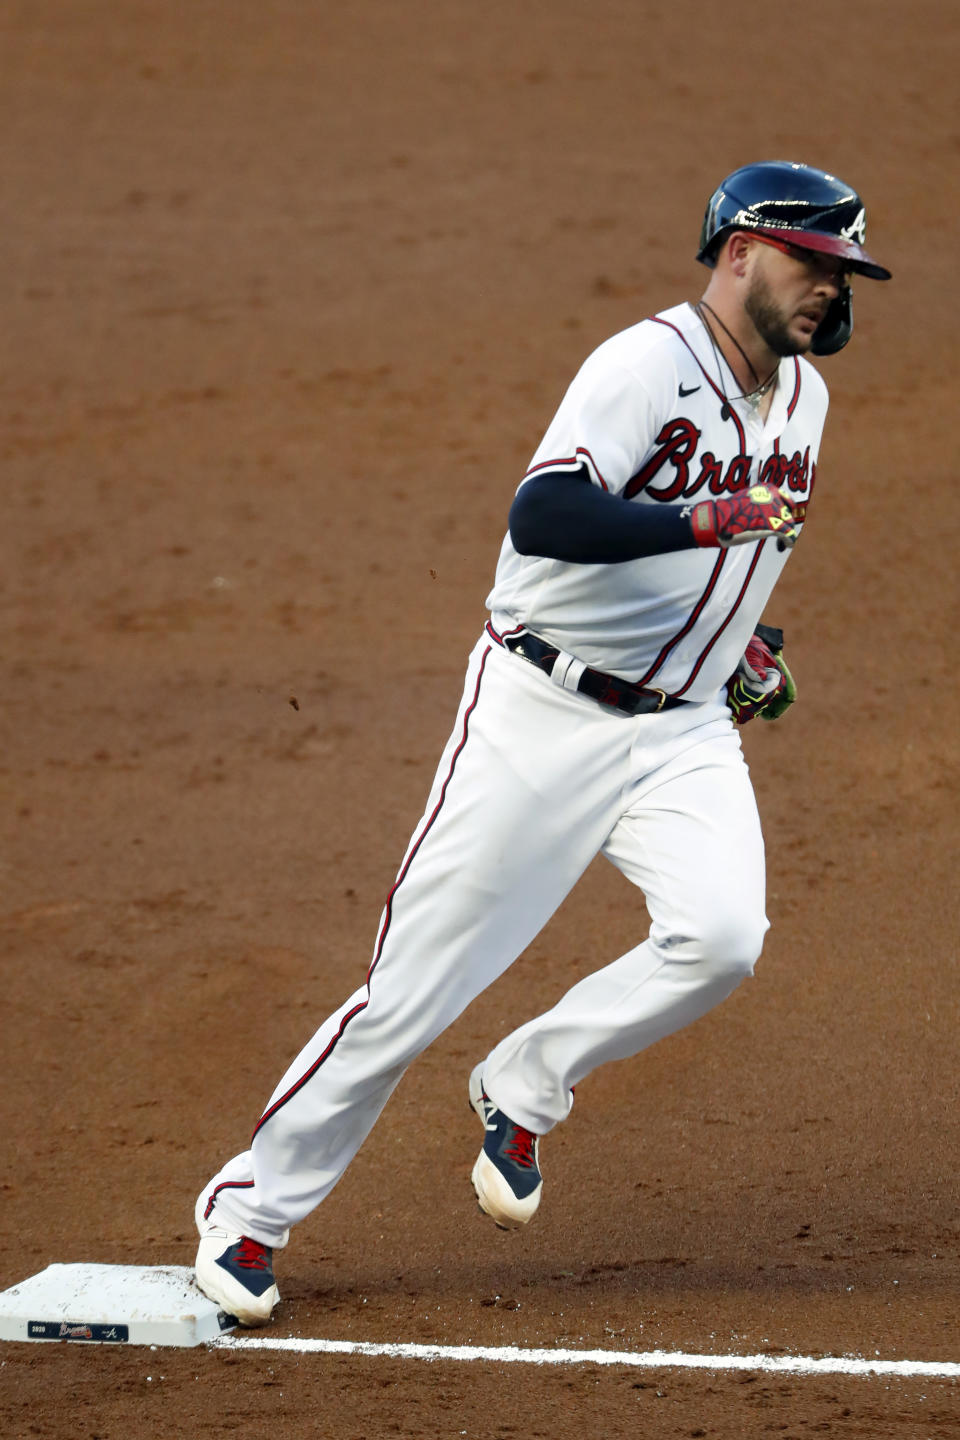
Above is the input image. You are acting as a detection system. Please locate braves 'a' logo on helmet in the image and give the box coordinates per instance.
[839,207,867,244]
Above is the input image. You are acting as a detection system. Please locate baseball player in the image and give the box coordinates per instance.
[193,161,890,1324]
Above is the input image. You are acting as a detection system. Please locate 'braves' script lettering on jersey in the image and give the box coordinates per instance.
[624,419,698,500]
[626,418,756,503]
[758,446,816,495]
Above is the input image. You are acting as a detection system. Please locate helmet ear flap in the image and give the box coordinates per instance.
[811,286,853,356]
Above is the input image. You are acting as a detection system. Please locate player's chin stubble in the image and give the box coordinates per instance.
[744,272,810,357]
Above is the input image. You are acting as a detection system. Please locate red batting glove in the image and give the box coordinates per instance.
[726,631,797,724]
[689,485,799,549]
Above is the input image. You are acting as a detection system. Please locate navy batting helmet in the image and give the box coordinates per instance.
[696,161,892,355]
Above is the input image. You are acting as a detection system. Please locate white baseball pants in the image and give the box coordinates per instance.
[199,633,768,1248]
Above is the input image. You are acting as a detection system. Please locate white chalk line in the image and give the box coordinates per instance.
[212,1334,960,1379]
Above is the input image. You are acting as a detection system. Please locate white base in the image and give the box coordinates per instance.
[0,1264,236,1347]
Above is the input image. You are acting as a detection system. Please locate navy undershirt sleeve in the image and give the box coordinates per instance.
[508,467,696,563]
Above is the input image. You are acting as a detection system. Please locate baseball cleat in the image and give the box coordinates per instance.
[469,1064,542,1228]
[194,1195,279,1326]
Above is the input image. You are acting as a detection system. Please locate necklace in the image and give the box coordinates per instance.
[695,301,779,414]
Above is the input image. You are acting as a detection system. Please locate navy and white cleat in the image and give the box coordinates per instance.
[194,1195,279,1326]
[468,1064,543,1228]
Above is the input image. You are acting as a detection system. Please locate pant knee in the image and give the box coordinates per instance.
[724,913,767,974]
[654,911,767,981]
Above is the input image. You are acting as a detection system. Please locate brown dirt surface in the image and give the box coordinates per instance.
[2,2,958,1436]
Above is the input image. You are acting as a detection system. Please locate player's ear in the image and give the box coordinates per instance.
[726,231,752,277]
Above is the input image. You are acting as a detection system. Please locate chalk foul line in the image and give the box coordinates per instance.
[212,1334,960,1379]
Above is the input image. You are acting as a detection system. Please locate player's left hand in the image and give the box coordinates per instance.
[726,626,797,724]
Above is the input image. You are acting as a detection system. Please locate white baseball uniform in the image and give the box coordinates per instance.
[199,301,828,1249]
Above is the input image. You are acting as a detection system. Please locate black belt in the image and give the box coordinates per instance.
[503,632,688,717]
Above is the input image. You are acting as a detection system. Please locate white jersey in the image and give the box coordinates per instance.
[486,301,828,699]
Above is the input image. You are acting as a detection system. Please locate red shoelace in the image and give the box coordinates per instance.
[504,1125,537,1169]
[233,1237,271,1271]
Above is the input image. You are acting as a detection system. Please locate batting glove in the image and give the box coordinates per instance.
[689,485,798,549]
[726,626,797,725]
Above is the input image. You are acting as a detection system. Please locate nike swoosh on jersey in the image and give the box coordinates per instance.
[678,382,701,397]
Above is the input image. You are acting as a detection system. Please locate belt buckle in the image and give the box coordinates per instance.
[649,687,667,713]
